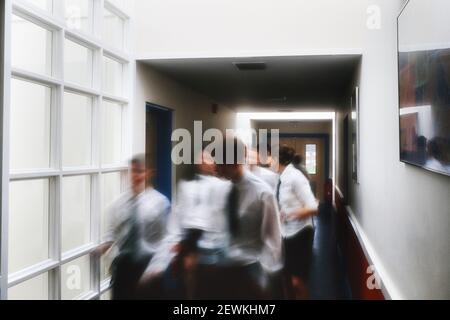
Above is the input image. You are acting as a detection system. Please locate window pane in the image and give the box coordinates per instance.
[101,172,122,237]
[61,256,91,300]
[63,92,92,167]
[62,176,91,253]
[102,101,123,165]
[8,273,49,300]
[102,56,123,96]
[24,0,53,12]
[11,79,52,171]
[64,39,93,87]
[100,290,111,300]
[305,144,317,175]
[100,172,122,280]
[100,255,112,282]
[103,7,124,50]
[108,0,127,11]
[12,15,52,75]
[65,0,93,34]
[9,179,50,274]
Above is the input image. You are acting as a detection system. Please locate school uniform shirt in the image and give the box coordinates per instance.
[278,164,318,238]
[144,175,232,274]
[251,165,279,193]
[226,170,283,273]
[103,188,171,260]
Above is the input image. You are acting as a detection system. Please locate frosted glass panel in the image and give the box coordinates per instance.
[64,39,93,87]
[9,273,49,300]
[12,15,52,76]
[10,79,51,171]
[65,0,93,34]
[101,172,122,237]
[24,0,53,12]
[305,144,317,175]
[9,179,50,274]
[100,172,122,280]
[62,176,91,253]
[102,101,123,165]
[63,92,92,167]
[100,255,112,282]
[102,56,123,96]
[61,256,91,300]
[108,0,127,11]
[103,7,124,50]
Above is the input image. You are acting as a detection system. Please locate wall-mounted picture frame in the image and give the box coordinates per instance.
[397,0,450,177]
[351,86,360,183]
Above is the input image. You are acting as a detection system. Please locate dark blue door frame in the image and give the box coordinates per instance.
[146,102,173,200]
[273,133,331,180]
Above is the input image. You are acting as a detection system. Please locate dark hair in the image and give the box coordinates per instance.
[130,154,146,167]
[293,154,304,166]
[278,145,295,166]
[219,136,246,165]
[279,145,305,167]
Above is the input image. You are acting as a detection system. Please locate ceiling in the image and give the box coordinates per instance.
[142,55,361,110]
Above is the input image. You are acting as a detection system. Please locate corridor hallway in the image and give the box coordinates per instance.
[0,0,449,301]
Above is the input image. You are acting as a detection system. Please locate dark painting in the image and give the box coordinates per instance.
[398,2,450,176]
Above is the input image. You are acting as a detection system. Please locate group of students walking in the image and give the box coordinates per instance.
[93,135,319,300]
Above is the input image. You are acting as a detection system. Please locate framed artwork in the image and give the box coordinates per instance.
[351,87,360,183]
[398,0,450,176]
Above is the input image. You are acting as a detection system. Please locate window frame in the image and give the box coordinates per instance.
[1,0,132,300]
[305,143,318,176]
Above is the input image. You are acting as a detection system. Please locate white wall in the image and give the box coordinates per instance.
[338,0,450,299]
[132,0,368,58]
[399,0,450,51]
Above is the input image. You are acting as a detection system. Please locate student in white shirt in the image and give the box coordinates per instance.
[93,154,170,300]
[141,150,231,298]
[204,135,283,299]
[276,145,319,299]
[248,147,279,193]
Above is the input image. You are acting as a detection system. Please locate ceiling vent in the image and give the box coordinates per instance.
[233,62,267,71]
[269,96,287,103]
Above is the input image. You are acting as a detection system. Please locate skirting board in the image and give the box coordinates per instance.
[345,206,404,300]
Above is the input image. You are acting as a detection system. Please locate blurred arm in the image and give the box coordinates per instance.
[260,192,284,273]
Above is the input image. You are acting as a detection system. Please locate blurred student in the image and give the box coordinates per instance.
[248,146,279,193]
[201,135,283,299]
[93,154,170,300]
[292,154,311,182]
[276,145,318,299]
[141,150,231,298]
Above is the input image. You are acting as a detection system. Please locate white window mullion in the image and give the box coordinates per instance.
[91,0,102,297]
[93,0,103,41]
[1,0,13,301]
[91,172,100,295]
[51,24,65,300]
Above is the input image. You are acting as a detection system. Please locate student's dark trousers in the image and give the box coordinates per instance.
[110,252,152,300]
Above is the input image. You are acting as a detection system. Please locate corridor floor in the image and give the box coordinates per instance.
[308,204,352,299]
